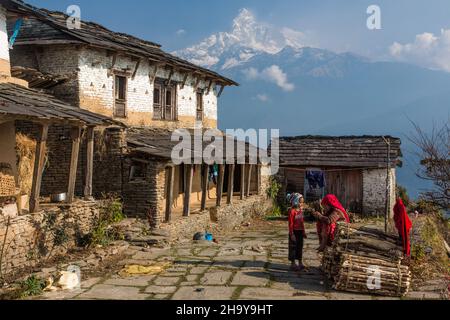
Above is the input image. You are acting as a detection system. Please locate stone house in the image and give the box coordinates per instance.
[276,136,402,216]
[5,0,272,235]
[0,0,125,274]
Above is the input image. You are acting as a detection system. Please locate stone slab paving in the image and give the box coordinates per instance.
[38,222,443,300]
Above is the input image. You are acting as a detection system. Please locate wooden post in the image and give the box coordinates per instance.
[240,164,245,200]
[227,164,235,205]
[382,137,392,233]
[67,126,82,203]
[216,164,225,207]
[165,166,175,222]
[84,126,94,200]
[29,123,49,213]
[246,164,253,197]
[183,164,194,217]
[201,164,209,211]
[256,165,261,195]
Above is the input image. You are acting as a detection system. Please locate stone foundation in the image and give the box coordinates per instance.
[0,201,100,276]
[159,195,273,242]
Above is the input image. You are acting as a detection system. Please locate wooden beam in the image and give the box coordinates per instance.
[29,123,49,213]
[148,63,160,85]
[84,126,94,200]
[67,126,82,203]
[256,165,261,195]
[180,73,190,89]
[201,164,209,211]
[217,85,225,97]
[165,166,175,222]
[246,164,253,197]
[167,68,174,86]
[107,52,118,77]
[183,164,194,217]
[193,76,201,92]
[240,164,245,200]
[206,79,213,95]
[131,58,141,80]
[216,164,225,207]
[227,164,235,205]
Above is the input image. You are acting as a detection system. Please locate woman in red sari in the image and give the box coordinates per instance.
[313,194,350,252]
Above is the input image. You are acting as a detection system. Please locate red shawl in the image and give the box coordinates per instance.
[393,198,412,256]
[321,194,350,223]
[316,195,350,244]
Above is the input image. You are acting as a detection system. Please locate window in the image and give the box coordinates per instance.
[114,75,127,118]
[153,83,162,119]
[196,91,204,121]
[153,79,177,121]
[129,160,147,181]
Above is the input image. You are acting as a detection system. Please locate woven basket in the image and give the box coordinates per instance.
[0,163,17,196]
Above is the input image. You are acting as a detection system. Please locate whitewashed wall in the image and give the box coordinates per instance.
[0,6,10,63]
[78,48,218,126]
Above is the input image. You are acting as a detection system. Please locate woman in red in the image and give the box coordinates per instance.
[393,198,412,256]
[313,194,350,252]
[288,193,307,271]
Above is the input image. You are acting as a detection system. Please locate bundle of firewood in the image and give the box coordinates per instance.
[322,222,411,297]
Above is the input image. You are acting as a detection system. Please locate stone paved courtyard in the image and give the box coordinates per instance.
[36,221,444,300]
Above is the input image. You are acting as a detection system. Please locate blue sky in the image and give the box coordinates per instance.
[28,0,450,62]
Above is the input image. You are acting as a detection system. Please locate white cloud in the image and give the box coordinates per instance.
[176,29,186,36]
[389,29,450,72]
[243,65,295,91]
[254,94,269,102]
[262,65,295,91]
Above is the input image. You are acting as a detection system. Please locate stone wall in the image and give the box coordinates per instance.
[92,127,127,197]
[15,121,126,199]
[0,201,100,276]
[78,47,218,128]
[122,157,168,227]
[362,168,396,216]
[10,42,219,129]
[10,45,80,105]
[160,195,273,242]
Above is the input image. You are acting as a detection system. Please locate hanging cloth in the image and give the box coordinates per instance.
[9,18,23,49]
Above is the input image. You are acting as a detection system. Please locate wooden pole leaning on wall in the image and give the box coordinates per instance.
[227,164,236,205]
[29,122,49,213]
[240,164,245,200]
[201,164,209,211]
[165,165,175,222]
[246,164,253,197]
[256,165,261,195]
[84,126,95,200]
[216,164,225,207]
[183,164,194,217]
[67,126,82,204]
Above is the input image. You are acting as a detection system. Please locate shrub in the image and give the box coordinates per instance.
[18,275,46,298]
[396,185,410,208]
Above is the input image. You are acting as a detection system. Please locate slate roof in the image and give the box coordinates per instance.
[127,127,260,164]
[277,135,402,168]
[0,82,123,126]
[3,0,238,86]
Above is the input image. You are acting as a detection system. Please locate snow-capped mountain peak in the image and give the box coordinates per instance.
[174,8,306,70]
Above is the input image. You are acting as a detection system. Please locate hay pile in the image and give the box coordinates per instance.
[322,222,411,297]
[15,133,37,195]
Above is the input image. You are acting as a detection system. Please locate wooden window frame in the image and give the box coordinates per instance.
[114,74,128,118]
[153,78,177,121]
[196,90,204,121]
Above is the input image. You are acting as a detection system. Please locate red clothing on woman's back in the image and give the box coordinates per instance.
[288,208,305,235]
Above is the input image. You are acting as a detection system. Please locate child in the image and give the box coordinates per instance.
[287,193,307,271]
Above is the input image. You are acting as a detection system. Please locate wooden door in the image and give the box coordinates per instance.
[325,170,363,213]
